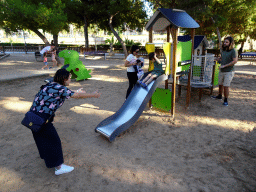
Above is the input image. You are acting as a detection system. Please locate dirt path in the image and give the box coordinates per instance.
[0,54,255,192]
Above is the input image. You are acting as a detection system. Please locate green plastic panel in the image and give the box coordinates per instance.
[214,62,220,86]
[177,41,192,62]
[152,88,172,111]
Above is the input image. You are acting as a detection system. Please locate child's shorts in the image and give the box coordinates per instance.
[44,62,48,66]
[218,71,235,86]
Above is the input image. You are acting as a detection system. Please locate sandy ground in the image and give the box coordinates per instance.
[0,53,255,192]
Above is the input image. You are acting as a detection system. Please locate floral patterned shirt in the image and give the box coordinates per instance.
[31,82,74,115]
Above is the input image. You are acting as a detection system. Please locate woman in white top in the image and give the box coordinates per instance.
[124,45,140,98]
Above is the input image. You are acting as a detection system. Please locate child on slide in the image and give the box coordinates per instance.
[137,52,164,88]
[133,57,144,80]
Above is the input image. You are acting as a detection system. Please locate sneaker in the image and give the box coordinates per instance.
[141,82,147,88]
[137,80,142,84]
[55,164,74,176]
[223,101,228,106]
[211,95,222,99]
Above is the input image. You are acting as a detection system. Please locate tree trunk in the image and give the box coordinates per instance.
[239,40,246,59]
[211,17,222,54]
[53,34,58,46]
[31,29,49,44]
[84,15,89,49]
[216,27,222,54]
[52,34,62,66]
[109,15,128,57]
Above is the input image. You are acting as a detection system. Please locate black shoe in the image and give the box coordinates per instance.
[211,95,222,99]
[223,101,228,106]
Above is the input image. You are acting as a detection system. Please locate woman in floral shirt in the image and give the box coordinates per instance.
[30,68,100,176]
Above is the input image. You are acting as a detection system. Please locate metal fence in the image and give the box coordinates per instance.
[0,45,165,58]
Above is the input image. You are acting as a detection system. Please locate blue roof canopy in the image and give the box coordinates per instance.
[145,8,200,31]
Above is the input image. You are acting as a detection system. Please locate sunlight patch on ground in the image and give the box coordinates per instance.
[70,104,114,117]
[92,166,185,190]
[0,62,19,66]
[184,115,255,132]
[91,75,127,82]
[0,167,24,192]
[18,69,56,75]
[85,56,104,60]
[85,65,109,69]
[0,97,31,113]
[235,70,256,75]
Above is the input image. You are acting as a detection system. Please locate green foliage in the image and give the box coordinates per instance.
[114,38,141,46]
[95,0,147,32]
[105,36,115,44]
[0,0,69,43]
[146,0,256,42]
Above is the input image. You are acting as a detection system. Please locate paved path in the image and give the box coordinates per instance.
[0,52,125,82]
[0,53,59,82]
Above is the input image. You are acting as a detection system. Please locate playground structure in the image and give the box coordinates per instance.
[174,35,218,101]
[59,50,92,81]
[95,8,214,141]
[145,8,219,113]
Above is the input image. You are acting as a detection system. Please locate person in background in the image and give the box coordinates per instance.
[40,44,55,61]
[41,52,50,70]
[211,36,238,106]
[51,47,57,68]
[124,45,142,99]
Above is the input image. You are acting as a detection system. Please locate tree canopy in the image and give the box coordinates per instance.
[0,0,69,44]
[94,0,147,56]
[146,0,256,49]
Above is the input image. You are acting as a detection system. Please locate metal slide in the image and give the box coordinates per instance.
[95,74,167,142]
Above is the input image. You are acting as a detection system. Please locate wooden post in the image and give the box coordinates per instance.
[171,27,178,117]
[186,28,195,108]
[167,26,170,42]
[149,27,153,108]
[149,28,153,43]
[210,64,216,95]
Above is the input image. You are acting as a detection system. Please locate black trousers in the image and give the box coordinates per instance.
[126,72,138,99]
[32,122,64,168]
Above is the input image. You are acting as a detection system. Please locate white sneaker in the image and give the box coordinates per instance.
[55,164,74,175]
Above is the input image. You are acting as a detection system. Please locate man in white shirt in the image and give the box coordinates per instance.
[40,45,55,60]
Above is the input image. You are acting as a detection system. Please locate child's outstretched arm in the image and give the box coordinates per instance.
[71,89,100,99]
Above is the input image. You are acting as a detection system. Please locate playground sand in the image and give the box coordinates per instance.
[0,54,255,192]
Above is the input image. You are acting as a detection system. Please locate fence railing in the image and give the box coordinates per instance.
[0,45,82,53]
[0,45,166,58]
